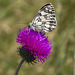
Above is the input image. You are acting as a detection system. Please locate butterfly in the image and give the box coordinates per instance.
[28,3,57,33]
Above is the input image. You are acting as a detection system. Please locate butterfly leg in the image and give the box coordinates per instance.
[38,32,46,41]
[26,28,31,35]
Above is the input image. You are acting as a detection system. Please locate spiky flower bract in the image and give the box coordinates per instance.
[16,27,52,63]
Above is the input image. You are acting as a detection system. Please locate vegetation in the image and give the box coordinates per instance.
[0,0,74,75]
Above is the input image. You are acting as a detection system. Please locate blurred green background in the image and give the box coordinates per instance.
[0,0,74,75]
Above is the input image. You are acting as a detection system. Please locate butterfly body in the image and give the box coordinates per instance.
[28,3,57,33]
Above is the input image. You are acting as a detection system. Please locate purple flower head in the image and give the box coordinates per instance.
[16,27,52,63]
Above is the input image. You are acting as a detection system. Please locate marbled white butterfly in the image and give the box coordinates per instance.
[28,3,57,33]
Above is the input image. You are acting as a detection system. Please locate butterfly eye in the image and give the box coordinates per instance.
[28,25,30,28]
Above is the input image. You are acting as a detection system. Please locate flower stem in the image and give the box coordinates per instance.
[15,59,25,75]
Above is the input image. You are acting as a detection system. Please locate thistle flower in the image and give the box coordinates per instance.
[16,27,52,63]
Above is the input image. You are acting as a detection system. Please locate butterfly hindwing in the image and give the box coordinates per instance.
[29,3,57,32]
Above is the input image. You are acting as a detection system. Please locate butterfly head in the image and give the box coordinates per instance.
[28,23,36,31]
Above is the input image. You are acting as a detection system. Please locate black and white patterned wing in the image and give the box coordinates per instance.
[29,3,57,32]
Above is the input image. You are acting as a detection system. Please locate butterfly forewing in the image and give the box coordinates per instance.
[29,3,57,32]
